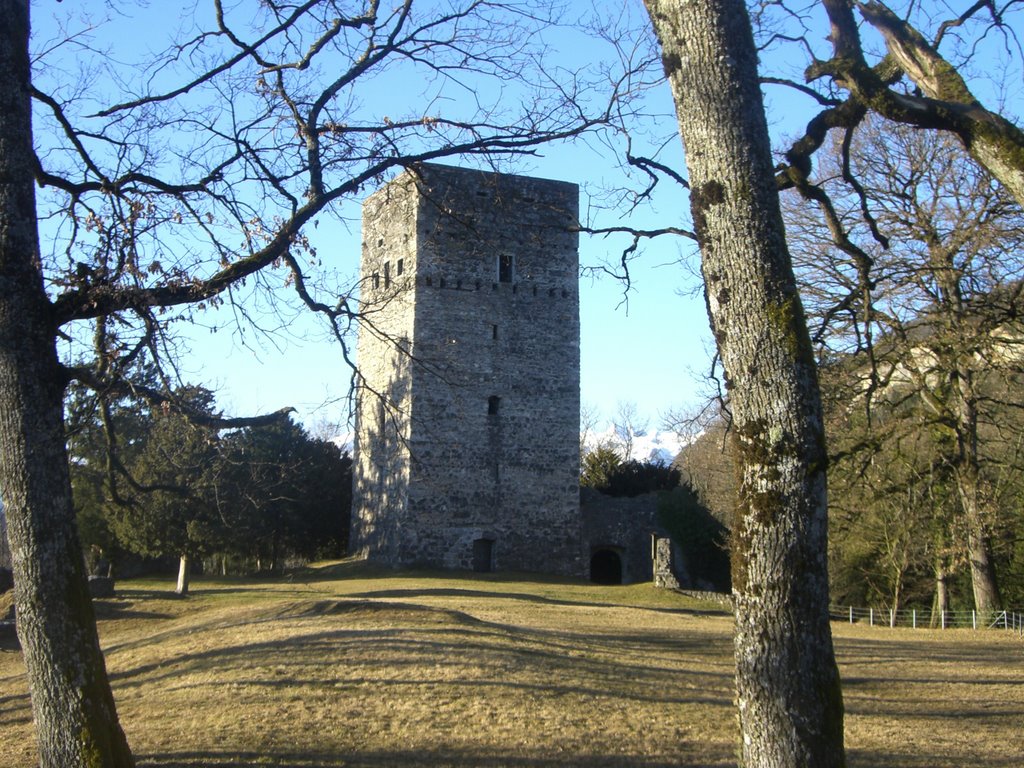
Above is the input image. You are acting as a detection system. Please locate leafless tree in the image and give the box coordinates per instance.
[633,2,1024,763]
[1,2,631,764]
[786,116,1024,614]
[612,399,647,459]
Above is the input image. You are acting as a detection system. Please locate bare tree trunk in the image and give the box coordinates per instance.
[0,3,134,765]
[644,0,845,765]
[951,369,1002,614]
[931,557,950,628]
[891,568,903,617]
[955,471,1002,614]
[176,554,192,596]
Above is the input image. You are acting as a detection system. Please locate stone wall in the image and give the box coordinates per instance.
[579,488,699,587]
[352,164,582,576]
[349,175,418,565]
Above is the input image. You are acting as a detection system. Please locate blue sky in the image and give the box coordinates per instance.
[35,0,714,435]
[36,1,1022,437]
[172,150,711,435]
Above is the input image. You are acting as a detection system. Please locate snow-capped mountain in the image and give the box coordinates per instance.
[582,425,687,465]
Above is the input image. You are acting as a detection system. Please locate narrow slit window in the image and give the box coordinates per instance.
[383,261,391,289]
[491,324,499,340]
[488,396,501,416]
[498,254,514,283]
[396,258,404,276]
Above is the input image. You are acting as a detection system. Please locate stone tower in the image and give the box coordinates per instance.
[350,163,582,576]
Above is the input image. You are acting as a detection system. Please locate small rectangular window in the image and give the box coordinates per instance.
[488,396,501,415]
[384,261,391,289]
[491,324,499,340]
[396,258,404,276]
[498,254,514,283]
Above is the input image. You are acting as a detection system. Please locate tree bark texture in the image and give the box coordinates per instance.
[932,557,949,625]
[952,370,1002,613]
[0,2,134,765]
[644,1,845,765]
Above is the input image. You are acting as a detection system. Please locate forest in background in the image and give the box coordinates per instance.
[66,379,351,592]
[675,118,1024,613]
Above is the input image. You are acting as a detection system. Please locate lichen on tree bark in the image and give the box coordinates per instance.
[0,1,134,765]
[643,0,846,764]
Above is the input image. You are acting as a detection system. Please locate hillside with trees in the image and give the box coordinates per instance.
[789,116,1024,614]
[673,117,1024,615]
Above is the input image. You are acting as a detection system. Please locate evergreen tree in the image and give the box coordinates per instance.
[112,387,222,595]
[218,418,351,571]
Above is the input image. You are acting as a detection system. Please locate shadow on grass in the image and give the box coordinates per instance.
[0,624,19,652]
[844,750,1024,768]
[107,586,316,610]
[110,588,191,601]
[346,586,730,618]
[108,561,732,618]
[136,747,735,768]
[92,601,174,622]
[134,744,1024,768]
[106,611,734,702]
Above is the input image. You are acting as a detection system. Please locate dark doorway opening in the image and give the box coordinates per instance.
[590,549,623,585]
[473,538,495,573]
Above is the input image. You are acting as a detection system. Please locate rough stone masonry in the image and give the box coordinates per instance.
[350,163,583,576]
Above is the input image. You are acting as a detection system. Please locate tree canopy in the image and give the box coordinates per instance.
[581,446,681,497]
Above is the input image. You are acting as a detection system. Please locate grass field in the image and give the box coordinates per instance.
[1,561,1021,767]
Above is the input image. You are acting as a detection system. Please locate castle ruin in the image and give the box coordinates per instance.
[350,163,583,576]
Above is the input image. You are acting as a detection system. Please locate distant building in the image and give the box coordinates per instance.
[350,164,704,588]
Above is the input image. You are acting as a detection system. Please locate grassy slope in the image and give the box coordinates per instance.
[0,562,1021,767]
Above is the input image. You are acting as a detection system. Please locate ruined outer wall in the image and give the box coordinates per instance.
[352,164,582,576]
[579,488,661,585]
[579,488,695,587]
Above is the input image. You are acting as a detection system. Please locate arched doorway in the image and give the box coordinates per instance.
[590,548,623,585]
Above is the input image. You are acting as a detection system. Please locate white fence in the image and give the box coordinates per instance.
[831,605,1024,635]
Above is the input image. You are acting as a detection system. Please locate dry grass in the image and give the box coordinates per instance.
[0,562,1021,767]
